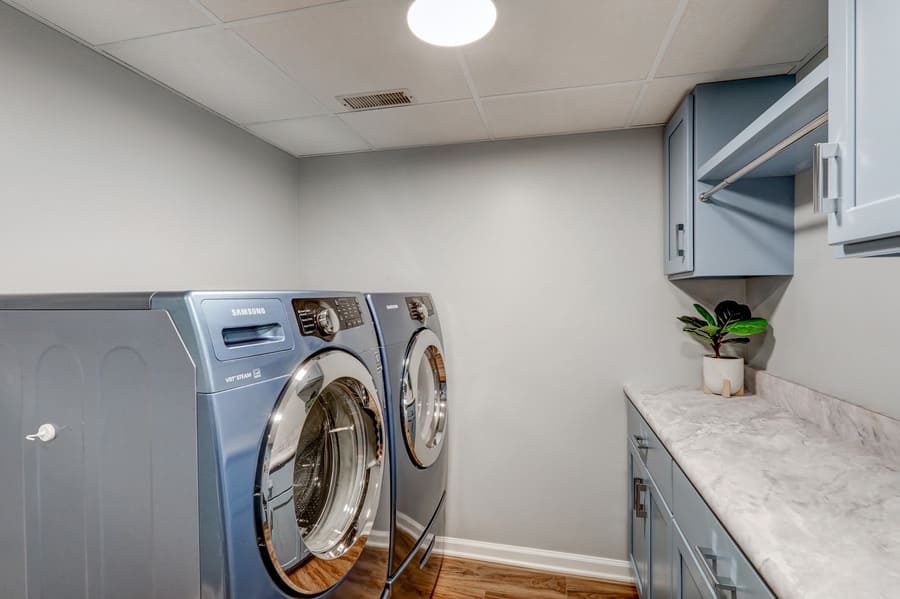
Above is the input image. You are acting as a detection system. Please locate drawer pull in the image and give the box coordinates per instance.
[632,434,650,450]
[695,545,737,599]
[633,478,648,519]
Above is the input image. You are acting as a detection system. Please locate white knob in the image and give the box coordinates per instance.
[25,423,57,443]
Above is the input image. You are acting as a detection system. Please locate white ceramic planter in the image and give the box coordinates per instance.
[702,356,744,397]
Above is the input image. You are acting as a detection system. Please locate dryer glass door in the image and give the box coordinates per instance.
[257,349,385,596]
[400,328,448,468]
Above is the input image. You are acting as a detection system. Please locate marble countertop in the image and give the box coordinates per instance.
[625,375,900,599]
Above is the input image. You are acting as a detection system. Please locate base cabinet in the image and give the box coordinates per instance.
[627,399,775,599]
[629,447,650,597]
[674,527,717,599]
[649,492,673,599]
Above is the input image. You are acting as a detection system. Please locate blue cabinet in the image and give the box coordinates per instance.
[665,96,694,275]
[821,0,900,256]
[629,445,650,596]
[649,488,673,599]
[664,77,796,278]
[627,400,776,599]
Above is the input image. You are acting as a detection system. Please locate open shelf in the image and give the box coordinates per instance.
[697,60,828,182]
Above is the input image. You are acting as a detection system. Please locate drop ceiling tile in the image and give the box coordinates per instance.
[11,0,213,45]
[106,28,322,124]
[247,116,371,156]
[631,64,795,126]
[461,0,680,97]
[482,83,642,139]
[656,0,827,77]
[198,0,338,22]
[234,0,472,112]
[339,101,488,149]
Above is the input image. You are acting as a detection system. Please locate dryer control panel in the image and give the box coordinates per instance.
[406,295,435,322]
[292,297,364,339]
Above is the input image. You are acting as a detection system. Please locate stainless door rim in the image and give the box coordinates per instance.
[257,349,385,595]
[400,328,447,468]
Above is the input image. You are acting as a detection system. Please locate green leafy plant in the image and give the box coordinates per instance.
[678,300,768,359]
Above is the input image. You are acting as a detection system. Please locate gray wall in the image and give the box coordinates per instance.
[295,131,741,559]
[0,3,300,292]
[748,170,900,419]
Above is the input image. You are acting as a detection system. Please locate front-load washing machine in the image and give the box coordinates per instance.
[0,291,391,599]
[366,293,448,598]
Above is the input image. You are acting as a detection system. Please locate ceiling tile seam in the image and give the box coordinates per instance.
[93,23,226,50]
[218,0,352,28]
[454,50,494,140]
[294,122,665,158]
[224,28,332,118]
[3,0,105,49]
[187,0,223,25]
[650,61,801,82]
[479,78,647,101]
[625,82,651,128]
[626,0,689,126]
[647,0,690,79]
[330,114,378,151]
[88,0,353,48]
[244,96,493,127]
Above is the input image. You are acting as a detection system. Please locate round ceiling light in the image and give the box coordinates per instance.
[407,0,497,47]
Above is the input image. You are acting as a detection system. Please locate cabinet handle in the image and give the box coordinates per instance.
[675,224,685,257]
[632,434,650,450]
[25,423,57,443]
[695,545,737,599]
[813,142,840,215]
[632,478,648,519]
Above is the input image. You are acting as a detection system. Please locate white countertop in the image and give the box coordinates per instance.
[625,379,900,599]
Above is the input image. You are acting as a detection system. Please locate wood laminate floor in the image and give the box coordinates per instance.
[431,556,638,599]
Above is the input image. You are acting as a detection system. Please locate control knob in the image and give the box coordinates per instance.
[315,306,340,335]
[410,299,429,321]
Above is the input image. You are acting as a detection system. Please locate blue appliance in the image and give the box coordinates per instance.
[366,293,448,598]
[0,291,391,598]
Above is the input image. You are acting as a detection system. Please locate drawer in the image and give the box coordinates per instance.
[673,465,776,599]
[626,399,673,511]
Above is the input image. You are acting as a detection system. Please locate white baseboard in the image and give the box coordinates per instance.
[436,537,634,584]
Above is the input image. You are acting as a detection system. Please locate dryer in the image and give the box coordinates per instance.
[0,291,391,599]
[366,293,448,598]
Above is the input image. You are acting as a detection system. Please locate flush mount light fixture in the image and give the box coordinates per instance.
[407,0,497,47]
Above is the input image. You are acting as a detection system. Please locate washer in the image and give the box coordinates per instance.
[0,291,391,599]
[366,293,448,598]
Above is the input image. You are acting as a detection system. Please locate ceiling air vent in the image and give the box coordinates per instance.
[338,89,414,111]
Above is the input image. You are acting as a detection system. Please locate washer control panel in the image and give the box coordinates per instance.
[292,297,364,339]
[405,295,435,322]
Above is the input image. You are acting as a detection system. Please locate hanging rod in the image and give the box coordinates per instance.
[698,111,829,202]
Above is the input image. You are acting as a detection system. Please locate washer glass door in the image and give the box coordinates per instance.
[257,350,384,596]
[400,329,448,468]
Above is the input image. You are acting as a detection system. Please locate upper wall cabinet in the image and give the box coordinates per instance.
[664,77,796,279]
[822,0,900,257]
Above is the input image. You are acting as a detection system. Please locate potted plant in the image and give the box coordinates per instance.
[677,300,768,397]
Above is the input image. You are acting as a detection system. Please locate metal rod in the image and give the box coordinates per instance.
[699,112,829,202]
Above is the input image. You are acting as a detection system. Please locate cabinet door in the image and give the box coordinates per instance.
[664,95,694,275]
[827,0,900,251]
[649,487,673,599]
[674,527,717,599]
[629,450,650,597]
